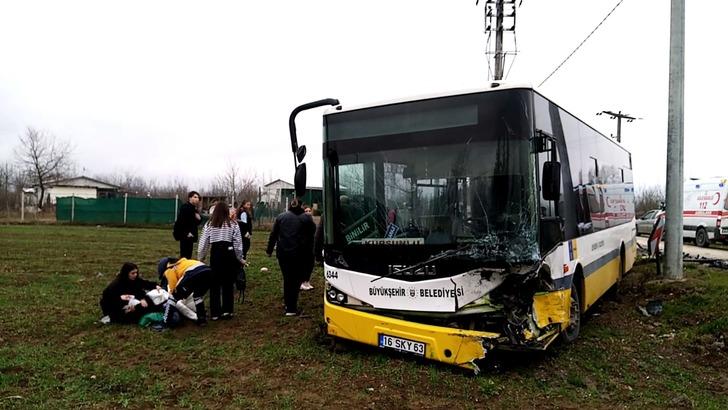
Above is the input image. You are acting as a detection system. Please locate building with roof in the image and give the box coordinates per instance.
[35,176,120,206]
[260,179,322,212]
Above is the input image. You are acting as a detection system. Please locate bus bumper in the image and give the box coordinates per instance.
[324,299,501,373]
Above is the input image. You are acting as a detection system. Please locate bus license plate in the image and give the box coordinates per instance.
[378,334,426,357]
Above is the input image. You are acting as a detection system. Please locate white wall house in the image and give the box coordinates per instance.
[260,179,294,209]
[38,176,120,205]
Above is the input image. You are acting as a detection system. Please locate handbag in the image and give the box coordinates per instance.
[236,266,246,303]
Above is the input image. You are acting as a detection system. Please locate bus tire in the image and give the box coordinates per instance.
[561,282,581,343]
[607,247,625,300]
[695,227,710,248]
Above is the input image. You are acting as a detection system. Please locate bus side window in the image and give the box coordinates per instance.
[575,186,593,235]
[538,153,555,218]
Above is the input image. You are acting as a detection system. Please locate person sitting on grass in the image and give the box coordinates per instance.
[158,256,213,326]
[100,262,162,324]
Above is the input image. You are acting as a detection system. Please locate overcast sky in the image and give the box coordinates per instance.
[0,0,723,190]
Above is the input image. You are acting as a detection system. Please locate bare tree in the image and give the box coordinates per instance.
[238,170,260,205]
[0,162,13,216]
[635,185,665,216]
[216,162,241,206]
[211,163,262,208]
[14,127,73,209]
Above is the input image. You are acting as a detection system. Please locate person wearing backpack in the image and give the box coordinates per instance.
[197,202,245,320]
[173,191,201,259]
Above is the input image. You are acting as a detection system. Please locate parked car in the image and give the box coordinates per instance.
[636,209,661,236]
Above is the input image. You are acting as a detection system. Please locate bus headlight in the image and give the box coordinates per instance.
[326,285,348,304]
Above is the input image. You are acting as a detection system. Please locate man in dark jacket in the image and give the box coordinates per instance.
[174,191,201,259]
[266,198,316,316]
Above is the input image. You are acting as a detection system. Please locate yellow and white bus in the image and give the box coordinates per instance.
[289,84,636,373]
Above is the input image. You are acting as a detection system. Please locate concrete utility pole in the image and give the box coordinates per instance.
[480,0,517,81]
[494,0,505,79]
[597,110,640,143]
[665,0,685,280]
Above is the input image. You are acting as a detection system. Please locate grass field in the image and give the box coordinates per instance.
[1,224,727,409]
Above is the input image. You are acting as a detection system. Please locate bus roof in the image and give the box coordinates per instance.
[323,82,630,155]
[323,82,533,115]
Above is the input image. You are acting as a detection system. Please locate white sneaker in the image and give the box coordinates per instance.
[300,282,314,291]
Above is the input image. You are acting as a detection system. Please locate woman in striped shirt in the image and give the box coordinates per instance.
[197,202,245,320]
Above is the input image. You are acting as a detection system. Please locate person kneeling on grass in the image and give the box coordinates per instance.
[100,262,162,324]
[158,257,213,326]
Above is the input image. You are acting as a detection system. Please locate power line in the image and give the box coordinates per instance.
[538,0,626,87]
[596,110,642,143]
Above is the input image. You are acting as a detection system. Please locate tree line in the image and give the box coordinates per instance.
[1,127,262,216]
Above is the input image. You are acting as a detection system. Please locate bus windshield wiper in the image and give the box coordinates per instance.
[369,244,472,283]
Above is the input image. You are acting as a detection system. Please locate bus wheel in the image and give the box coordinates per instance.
[561,283,581,343]
[607,249,625,301]
[695,227,710,248]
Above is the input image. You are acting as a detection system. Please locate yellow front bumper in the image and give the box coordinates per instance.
[324,299,500,373]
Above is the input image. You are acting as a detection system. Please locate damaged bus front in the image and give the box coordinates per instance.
[289,86,635,373]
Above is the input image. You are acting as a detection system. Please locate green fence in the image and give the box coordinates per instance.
[56,196,180,224]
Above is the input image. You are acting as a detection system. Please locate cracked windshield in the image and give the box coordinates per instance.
[335,139,539,262]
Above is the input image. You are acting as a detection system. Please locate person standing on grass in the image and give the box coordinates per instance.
[266,198,316,316]
[314,215,324,265]
[100,262,161,324]
[237,200,254,260]
[197,202,245,321]
[173,191,201,259]
[231,205,248,303]
[300,205,315,291]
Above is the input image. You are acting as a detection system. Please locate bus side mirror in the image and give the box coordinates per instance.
[294,163,307,198]
[542,161,561,201]
[296,145,307,163]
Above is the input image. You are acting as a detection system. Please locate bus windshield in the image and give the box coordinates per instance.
[335,141,537,256]
[334,139,538,262]
[324,90,538,262]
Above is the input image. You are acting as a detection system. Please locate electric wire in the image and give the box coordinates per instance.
[538,0,625,87]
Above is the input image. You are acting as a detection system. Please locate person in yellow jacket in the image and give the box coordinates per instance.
[157,257,212,326]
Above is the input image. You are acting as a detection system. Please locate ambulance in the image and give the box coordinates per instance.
[683,177,728,247]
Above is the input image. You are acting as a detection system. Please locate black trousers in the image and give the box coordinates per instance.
[179,239,194,259]
[242,237,251,260]
[278,255,303,313]
[173,267,212,321]
[209,242,237,317]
